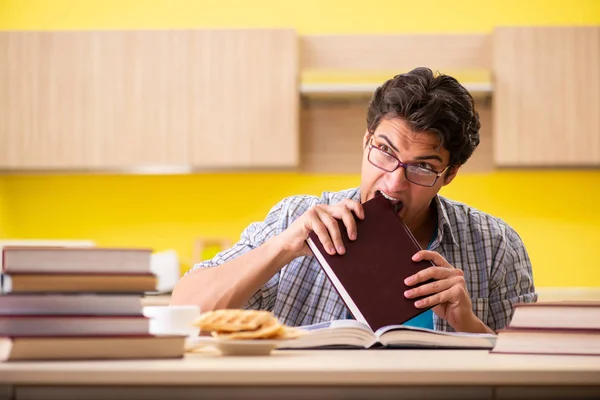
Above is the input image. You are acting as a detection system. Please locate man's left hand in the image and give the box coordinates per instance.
[403,250,493,333]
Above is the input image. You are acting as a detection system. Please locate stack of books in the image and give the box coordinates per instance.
[0,246,186,361]
[491,301,600,355]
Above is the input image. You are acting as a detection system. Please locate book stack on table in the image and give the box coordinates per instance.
[492,301,600,356]
[0,246,186,361]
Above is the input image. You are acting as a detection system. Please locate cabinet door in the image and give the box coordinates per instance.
[0,31,191,170]
[493,27,600,166]
[0,29,299,171]
[189,30,299,169]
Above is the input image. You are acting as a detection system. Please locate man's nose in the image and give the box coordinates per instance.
[386,165,411,191]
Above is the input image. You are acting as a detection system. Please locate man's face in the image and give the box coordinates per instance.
[359,117,458,230]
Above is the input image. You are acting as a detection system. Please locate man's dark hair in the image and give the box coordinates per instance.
[366,67,481,167]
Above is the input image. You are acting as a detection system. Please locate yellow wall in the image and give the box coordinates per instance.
[1,0,599,287]
[3,172,600,287]
[1,0,599,32]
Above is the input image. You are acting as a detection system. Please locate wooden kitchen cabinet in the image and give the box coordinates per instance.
[0,29,299,171]
[493,27,600,167]
[188,29,298,169]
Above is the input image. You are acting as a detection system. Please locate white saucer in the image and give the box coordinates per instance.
[187,336,293,356]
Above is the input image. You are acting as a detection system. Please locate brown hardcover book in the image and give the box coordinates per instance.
[1,273,157,293]
[0,315,150,336]
[491,327,600,356]
[0,335,186,361]
[0,293,144,315]
[509,301,600,330]
[306,194,434,332]
[1,246,152,274]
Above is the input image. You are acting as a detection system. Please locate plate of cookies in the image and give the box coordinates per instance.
[187,309,306,356]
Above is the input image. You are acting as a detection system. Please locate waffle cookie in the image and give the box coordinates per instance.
[193,309,305,340]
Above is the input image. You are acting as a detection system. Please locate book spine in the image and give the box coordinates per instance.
[394,213,435,267]
[0,248,6,272]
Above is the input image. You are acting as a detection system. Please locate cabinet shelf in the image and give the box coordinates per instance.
[300,82,493,98]
[300,82,493,99]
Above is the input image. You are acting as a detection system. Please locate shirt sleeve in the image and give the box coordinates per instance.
[487,224,538,331]
[187,198,290,312]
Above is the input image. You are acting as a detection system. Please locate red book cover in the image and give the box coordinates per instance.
[307,194,434,331]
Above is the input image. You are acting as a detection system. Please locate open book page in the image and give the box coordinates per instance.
[375,325,497,349]
[281,320,497,349]
[283,320,378,349]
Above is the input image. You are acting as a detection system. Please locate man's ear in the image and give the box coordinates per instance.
[363,130,373,149]
[442,165,460,186]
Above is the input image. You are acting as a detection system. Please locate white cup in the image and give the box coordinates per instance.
[142,305,201,337]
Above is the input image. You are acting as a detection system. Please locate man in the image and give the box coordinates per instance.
[172,67,536,333]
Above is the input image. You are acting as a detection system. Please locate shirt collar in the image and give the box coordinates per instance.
[433,195,460,248]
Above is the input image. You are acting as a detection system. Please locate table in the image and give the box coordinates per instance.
[0,349,599,399]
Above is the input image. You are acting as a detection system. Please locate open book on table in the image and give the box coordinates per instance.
[281,320,497,350]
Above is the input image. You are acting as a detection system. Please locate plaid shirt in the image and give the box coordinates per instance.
[191,188,537,332]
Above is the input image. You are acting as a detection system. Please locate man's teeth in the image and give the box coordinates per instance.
[380,192,401,203]
[377,191,404,212]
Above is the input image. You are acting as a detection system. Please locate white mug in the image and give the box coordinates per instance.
[142,305,201,337]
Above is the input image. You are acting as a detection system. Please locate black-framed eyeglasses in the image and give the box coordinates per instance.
[367,137,450,187]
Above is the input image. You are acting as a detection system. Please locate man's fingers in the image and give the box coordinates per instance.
[341,199,365,220]
[412,250,452,268]
[413,287,457,309]
[405,275,465,299]
[323,200,362,241]
[304,200,363,256]
[330,200,363,241]
[404,277,453,299]
[309,218,336,255]
[315,208,346,254]
[404,266,458,286]
[339,211,357,241]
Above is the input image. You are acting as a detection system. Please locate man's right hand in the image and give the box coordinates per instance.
[276,199,365,259]
[172,198,364,311]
